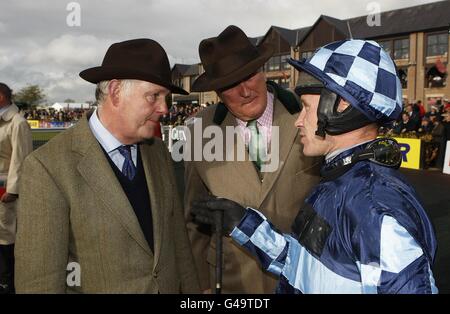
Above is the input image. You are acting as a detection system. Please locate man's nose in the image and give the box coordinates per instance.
[238,82,251,97]
[294,109,305,128]
[158,100,169,115]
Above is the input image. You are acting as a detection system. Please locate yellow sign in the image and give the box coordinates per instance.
[393,137,421,170]
[27,120,40,129]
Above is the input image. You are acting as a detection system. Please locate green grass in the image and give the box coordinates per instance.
[32,130,63,142]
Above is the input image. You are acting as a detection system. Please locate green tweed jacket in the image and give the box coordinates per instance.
[15,113,200,293]
[184,82,321,293]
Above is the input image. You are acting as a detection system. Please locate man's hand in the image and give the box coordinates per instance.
[0,193,18,203]
[191,196,247,236]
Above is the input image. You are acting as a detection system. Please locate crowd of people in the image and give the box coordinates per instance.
[380,100,450,169]
[20,103,212,127]
[160,102,214,126]
[22,108,90,123]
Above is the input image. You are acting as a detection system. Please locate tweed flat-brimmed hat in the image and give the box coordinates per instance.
[191,25,274,92]
[80,38,188,95]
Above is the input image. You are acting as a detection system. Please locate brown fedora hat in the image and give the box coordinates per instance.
[191,25,274,92]
[80,38,188,95]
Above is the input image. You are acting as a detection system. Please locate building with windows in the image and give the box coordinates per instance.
[291,0,450,108]
[172,0,450,109]
[171,63,201,106]
[256,26,310,89]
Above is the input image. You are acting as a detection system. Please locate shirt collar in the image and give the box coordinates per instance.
[88,108,124,153]
[0,104,12,119]
[325,139,374,162]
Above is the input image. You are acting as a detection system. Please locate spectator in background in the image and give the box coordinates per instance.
[429,115,446,169]
[442,104,450,142]
[418,117,433,135]
[395,112,417,134]
[405,104,420,131]
[416,100,426,118]
[425,105,440,121]
[0,82,33,294]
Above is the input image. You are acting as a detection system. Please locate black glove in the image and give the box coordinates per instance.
[191,196,247,236]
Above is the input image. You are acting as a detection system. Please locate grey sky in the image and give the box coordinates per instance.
[0,0,441,103]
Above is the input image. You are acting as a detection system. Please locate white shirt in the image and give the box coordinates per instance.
[88,108,137,170]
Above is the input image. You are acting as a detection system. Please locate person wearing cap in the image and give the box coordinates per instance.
[14,39,200,293]
[185,25,320,293]
[192,39,438,293]
[0,83,33,294]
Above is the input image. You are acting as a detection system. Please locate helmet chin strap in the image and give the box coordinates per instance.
[315,89,373,138]
[315,89,341,138]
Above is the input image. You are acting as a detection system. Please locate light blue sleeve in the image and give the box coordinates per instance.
[359,216,438,294]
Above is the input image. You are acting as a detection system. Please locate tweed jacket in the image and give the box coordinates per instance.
[184,82,321,293]
[15,112,200,293]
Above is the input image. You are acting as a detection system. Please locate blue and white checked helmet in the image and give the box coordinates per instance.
[289,39,403,123]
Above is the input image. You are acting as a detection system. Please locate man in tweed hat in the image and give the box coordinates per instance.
[192,39,438,294]
[15,39,200,293]
[185,25,320,293]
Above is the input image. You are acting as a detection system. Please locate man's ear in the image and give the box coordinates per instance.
[337,99,350,113]
[108,80,122,108]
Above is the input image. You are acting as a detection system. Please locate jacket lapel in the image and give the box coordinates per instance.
[139,142,171,271]
[73,115,153,257]
[258,97,299,207]
[217,111,262,190]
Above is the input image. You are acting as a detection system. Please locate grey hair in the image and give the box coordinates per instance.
[95,79,135,106]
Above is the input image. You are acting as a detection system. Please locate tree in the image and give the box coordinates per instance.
[64,98,75,103]
[13,85,46,108]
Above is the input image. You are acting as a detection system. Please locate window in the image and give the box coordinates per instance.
[268,78,290,89]
[176,79,184,89]
[301,51,314,60]
[427,33,448,57]
[393,38,409,60]
[397,67,408,89]
[280,54,291,70]
[265,55,281,71]
[189,75,198,90]
[378,40,392,56]
[425,63,447,88]
[279,77,290,89]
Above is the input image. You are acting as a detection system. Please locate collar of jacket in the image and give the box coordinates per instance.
[0,104,19,121]
[212,81,301,125]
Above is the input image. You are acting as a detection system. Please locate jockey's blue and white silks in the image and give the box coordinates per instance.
[288,40,403,123]
[231,144,438,294]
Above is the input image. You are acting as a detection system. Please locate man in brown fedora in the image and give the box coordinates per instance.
[185,25,320,293]
[14,39,200,293]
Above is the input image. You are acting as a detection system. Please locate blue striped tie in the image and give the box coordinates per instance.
[117,145,136,180]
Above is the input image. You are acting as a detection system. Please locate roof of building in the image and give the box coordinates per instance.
[293,0,450,46]
[348,0,450,39]
[259,25,311,47]
[248,36,262,46]
[172,63,199,77]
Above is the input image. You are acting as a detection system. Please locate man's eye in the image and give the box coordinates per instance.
[146,94,159,102]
